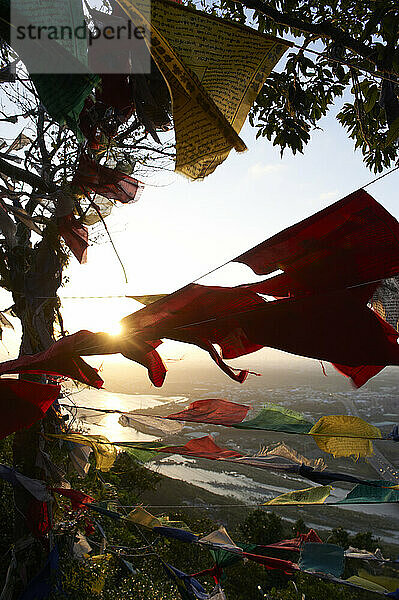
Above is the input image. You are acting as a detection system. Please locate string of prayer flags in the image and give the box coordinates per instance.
[121,190,399,388]
[167,398,250,426]
[118,434,394,491]
[165,399,387,458]
[310,415,382,458]
[0,378,60,440]
[299,543,345,578]
[47,433,117,472]
[116,0,290,180]
[72,154,144,204]
[265,485,333,506]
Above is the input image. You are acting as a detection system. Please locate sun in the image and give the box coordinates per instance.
[59,297,134,337]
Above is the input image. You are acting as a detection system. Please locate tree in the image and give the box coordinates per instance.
[238,509,284,545]
[218,0,399,172]
[0,3,175,592]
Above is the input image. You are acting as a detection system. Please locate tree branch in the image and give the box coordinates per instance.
[236,0,390,73]
[0,156,57,193]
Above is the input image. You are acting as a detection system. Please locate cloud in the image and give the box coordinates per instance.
[248,163,285,178]
[319,190,339,201]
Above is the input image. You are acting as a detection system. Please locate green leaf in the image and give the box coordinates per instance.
[385,116,399,146]
[363,85,379,113]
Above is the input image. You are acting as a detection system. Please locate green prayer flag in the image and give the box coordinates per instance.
[233,404,313,434]
[299,543,344,578]
[0,0,98,136]
[119,442,167,463]
[210,543,256,569]
[337,480,399,504]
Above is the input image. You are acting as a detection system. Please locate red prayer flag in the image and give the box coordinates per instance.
[0,332,104,388]
[0,330,166,388]
[233,189,399,294]
[159,435,242,460]
[243,552,299,573]
[0,379,60,440]
[58,213,88,263]
[52,487,95,511]
[72,154,143,204]
[26,499,51,538]
[120,192,399,387]
[264,529,322,552]
[166,398,250,426]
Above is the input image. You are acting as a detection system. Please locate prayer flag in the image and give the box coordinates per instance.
[126,506,162,529]
[243,552,299,574]
[19,547,60,600]
[167,398,250,426]
[309,415,382,458]
[0,379,60,440]
[153,526,198,543]
[117,0,289,179]
[299,543,344,577]
[121,190,399,388]
[47,433,117,472]
[337,480,399,504]
[265,485,333,505]
[0,464,50,501]
[233,404,313,434]
[119,413,182,436]
[163,562,210,600]
[52,487,95,511]
[264,529,322,552]
[72,154,144,204]
[154,435,242,460]
[58,214,88,264]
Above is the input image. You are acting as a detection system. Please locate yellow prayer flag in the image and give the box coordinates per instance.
[309,415,382,459]
[116,0,290,179]
[264,485,332,505]
[126,506,162,529]
[47,433,117,472]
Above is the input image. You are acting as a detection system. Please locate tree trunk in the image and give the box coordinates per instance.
[7,230,64,597]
